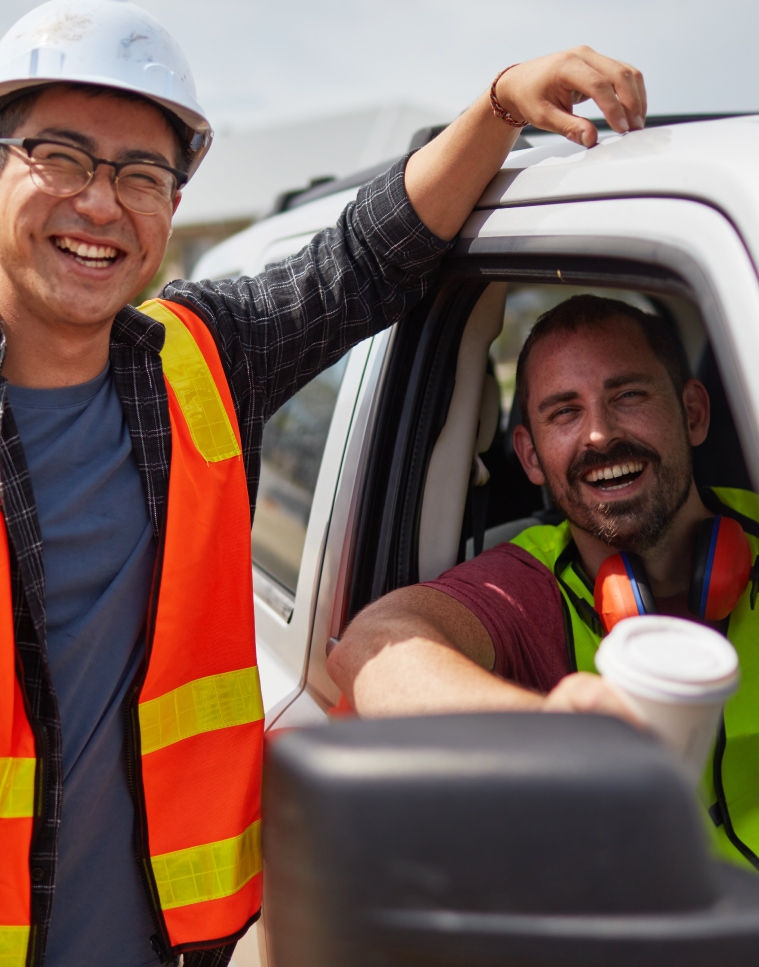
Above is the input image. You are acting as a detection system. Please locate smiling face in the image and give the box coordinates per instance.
[513,315,710,555]
[0,85,181,384]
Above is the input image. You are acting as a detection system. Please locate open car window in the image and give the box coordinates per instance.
[349,259,752,612]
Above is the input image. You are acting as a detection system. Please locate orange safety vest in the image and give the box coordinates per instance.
[0,517,36,967]
[0,299,264,965]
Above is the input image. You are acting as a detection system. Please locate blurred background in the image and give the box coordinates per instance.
[2,0,755,278]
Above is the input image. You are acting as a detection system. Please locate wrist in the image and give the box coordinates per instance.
[490,65,529,128]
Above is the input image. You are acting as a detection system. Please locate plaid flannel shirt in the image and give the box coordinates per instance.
[0,158,451,967]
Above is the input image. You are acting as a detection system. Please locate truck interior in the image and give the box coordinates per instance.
[258,268,759,966]
[346,265,753,615]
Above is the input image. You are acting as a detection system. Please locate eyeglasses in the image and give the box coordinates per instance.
[0,137,187,215]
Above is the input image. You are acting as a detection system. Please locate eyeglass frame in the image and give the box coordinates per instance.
[0,136,188,214]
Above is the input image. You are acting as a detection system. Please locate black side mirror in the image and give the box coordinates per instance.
[263,712,759,966]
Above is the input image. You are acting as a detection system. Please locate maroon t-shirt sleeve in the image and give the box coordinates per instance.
[422,543,570,693]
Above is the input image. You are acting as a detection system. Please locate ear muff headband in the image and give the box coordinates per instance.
[688,515,752,620]
[622,553,653,615]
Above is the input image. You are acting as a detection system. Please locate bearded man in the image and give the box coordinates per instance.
[328,294,759,871]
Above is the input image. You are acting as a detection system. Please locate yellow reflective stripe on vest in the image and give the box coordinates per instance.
[139,667,263,756]
[152,819,261,910]
[142,298,241,463]
[0,758,35,819]
[0,925,30,966]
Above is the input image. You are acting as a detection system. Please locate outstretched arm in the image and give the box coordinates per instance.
[405,45,646,240]
[327,585,644,723]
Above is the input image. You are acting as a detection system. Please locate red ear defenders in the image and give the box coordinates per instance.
[594,515,752,633]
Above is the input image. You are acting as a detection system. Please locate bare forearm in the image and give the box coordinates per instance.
[327,585,544,717]
[404,92,521,242]
[329,628,545,718]
[327,586,645,725]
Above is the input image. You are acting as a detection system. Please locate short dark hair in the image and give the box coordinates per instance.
[0,88,40,144]
[0,83,191,174]
[515,294,692,432]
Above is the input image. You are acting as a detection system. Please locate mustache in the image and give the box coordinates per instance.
[567,441,660,484]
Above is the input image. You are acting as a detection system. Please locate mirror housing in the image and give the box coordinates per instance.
[263,713,759,966]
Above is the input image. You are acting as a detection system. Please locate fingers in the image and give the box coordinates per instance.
[561,47,646,143]
[495,46,646,148]
[542,672,648,729]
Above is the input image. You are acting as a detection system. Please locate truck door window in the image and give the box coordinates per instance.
[253,356,349,594]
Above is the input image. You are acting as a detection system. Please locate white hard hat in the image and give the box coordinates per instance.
[0,0,212,177]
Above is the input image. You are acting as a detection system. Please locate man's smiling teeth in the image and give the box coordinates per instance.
[55,236,118,265]
[585,461,644,484]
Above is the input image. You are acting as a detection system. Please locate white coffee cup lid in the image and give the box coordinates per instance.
[595,615,739,704]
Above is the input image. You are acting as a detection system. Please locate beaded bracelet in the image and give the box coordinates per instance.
[490,65,529,128]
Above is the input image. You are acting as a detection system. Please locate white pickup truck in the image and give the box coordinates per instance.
[192,115,759,967]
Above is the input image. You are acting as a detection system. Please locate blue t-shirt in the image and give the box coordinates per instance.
[8,366,163,966]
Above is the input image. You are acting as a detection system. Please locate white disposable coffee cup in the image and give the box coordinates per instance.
[595,614,739,782]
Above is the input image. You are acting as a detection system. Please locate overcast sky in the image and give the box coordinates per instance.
[1,0,757,133]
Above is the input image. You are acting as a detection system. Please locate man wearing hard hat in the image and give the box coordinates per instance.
[0,2,646,965]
